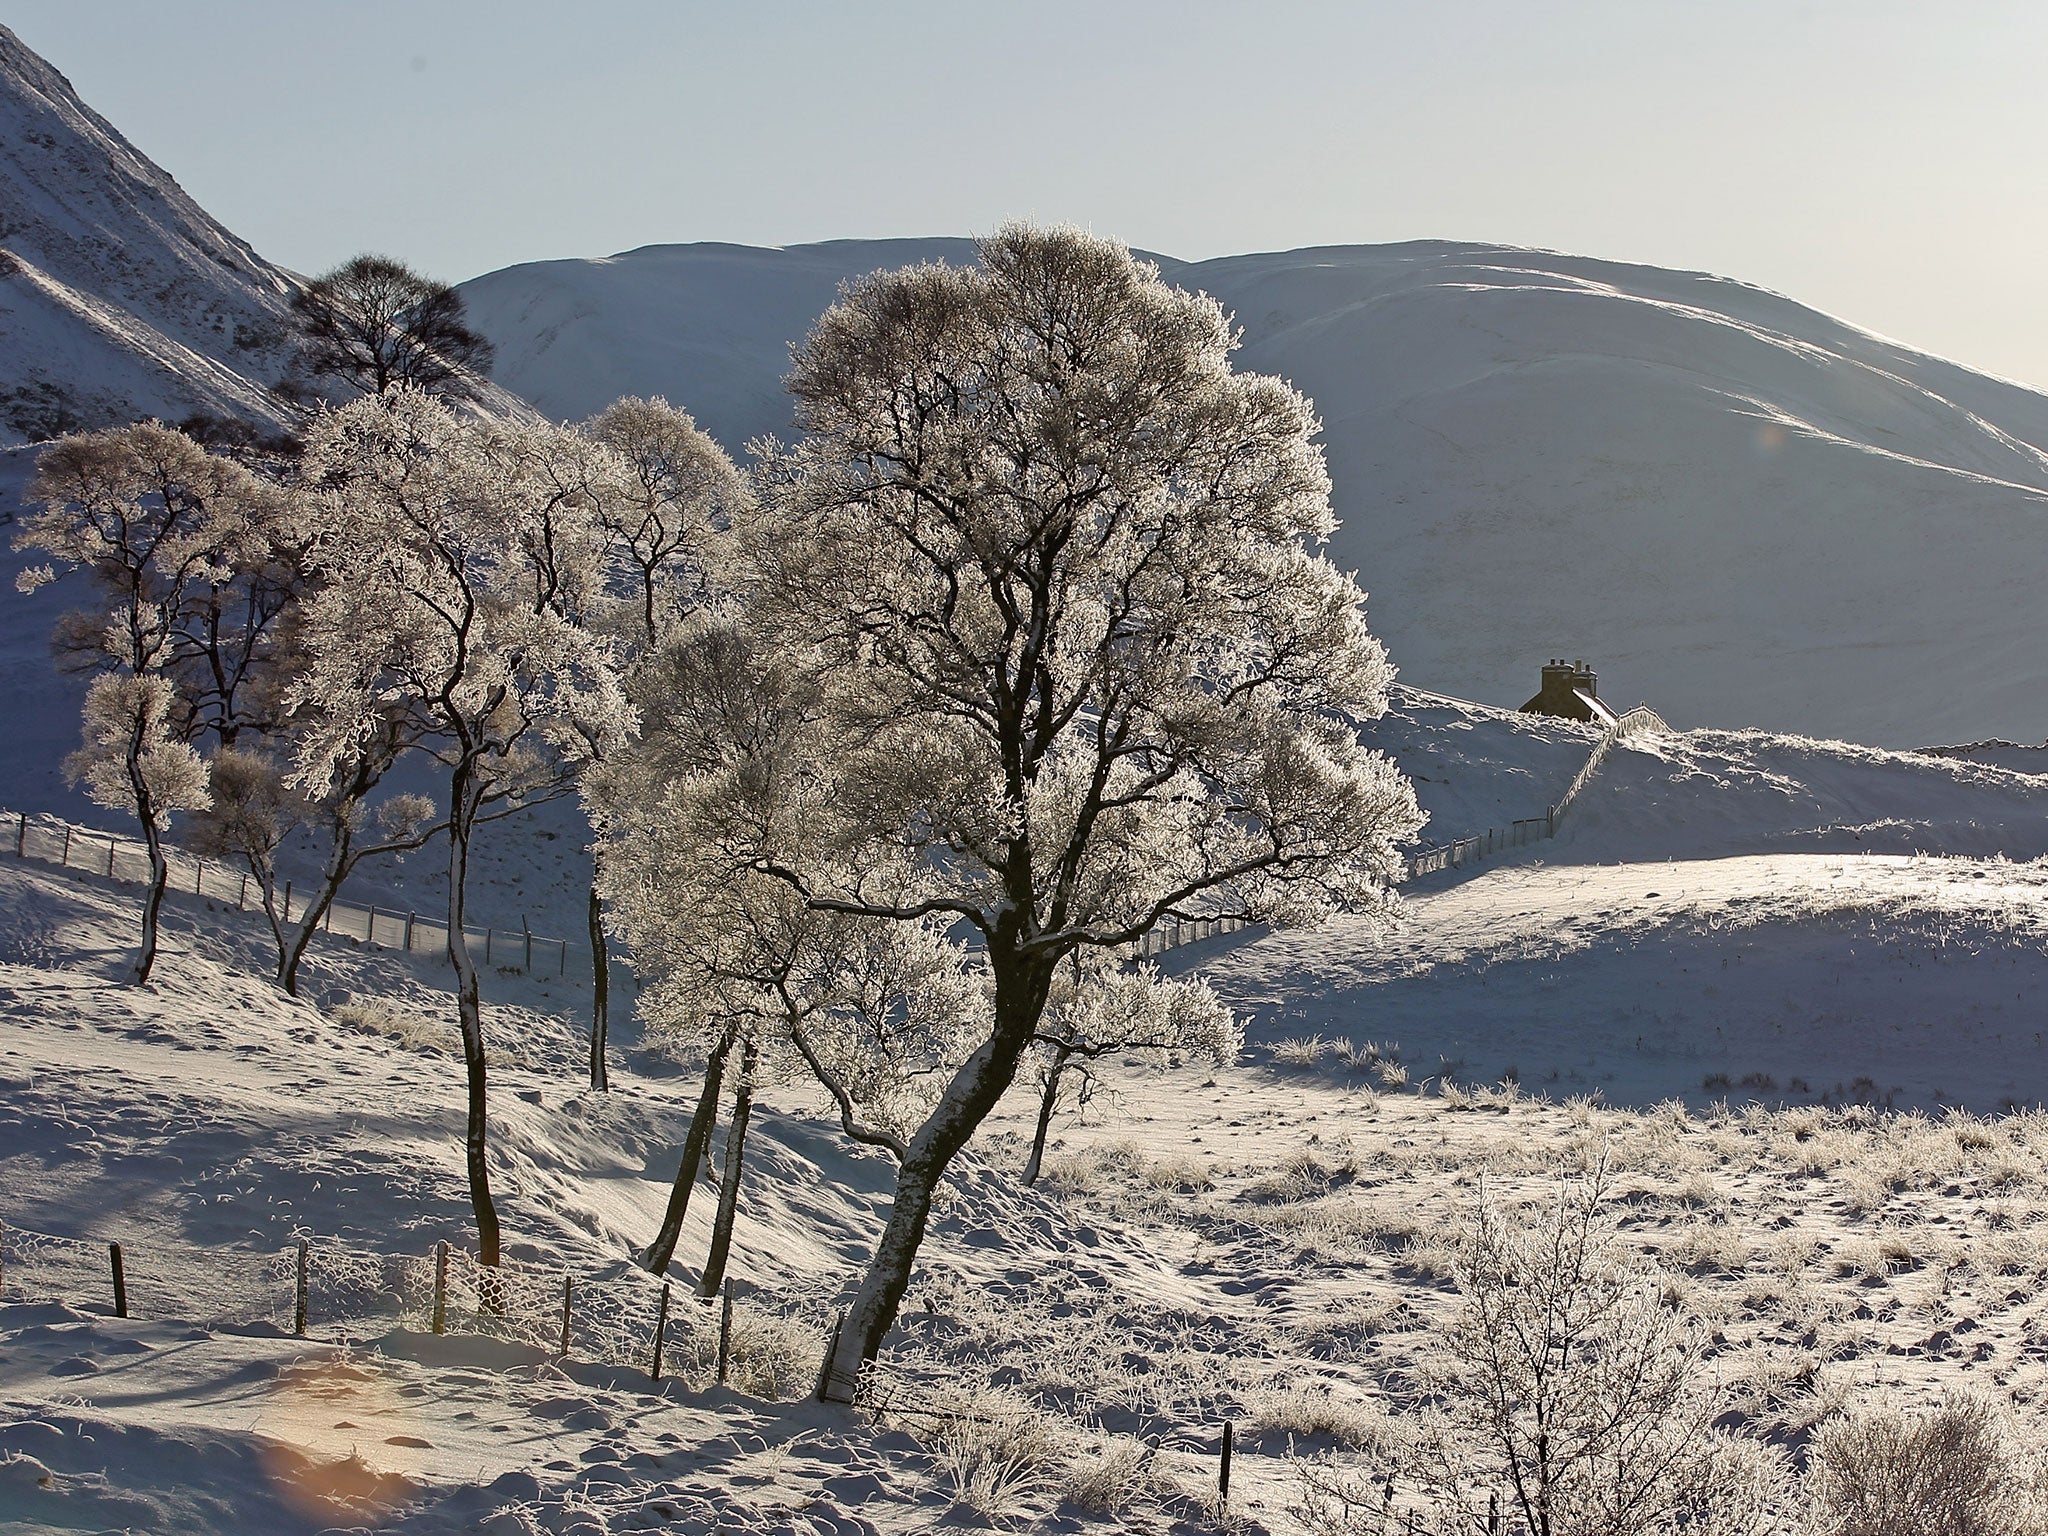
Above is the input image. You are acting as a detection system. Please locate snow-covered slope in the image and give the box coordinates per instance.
[0,27,536,446]
[462,237,2048,749]
[0,25,304,444]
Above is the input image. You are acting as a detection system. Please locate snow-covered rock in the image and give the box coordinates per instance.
[461,237,2048,749]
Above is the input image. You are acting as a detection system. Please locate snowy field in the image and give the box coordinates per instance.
[8,695,2048,1530]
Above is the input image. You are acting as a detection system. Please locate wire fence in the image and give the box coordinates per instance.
[1403,702,1671,882]
[5,810,582,982]
[4,701,1672,985]
[0,1215,805,1386]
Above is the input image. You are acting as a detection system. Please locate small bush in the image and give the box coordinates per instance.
[1272,1035,1328,1068]
[923,1393,1065,1521]
[1062,1434,1152,1514]
[1807,1390,2047,1536]
[329,997,449,1054]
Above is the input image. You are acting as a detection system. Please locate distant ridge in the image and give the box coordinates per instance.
[460,237,2048,749]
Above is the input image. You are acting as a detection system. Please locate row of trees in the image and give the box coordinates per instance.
[15,226,1425,1395]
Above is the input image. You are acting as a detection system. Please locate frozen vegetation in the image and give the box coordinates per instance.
[7,22,2048,1536]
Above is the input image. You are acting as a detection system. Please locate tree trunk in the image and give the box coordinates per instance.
[445,766,500,1271]
[587,874,609,1092]
[124,705,166,987]
[1021,1045,1071,1186]
[131,815,168,986]
[640,1025,735,1274]
[819,956,1053,1401]
[698,1036,757,1299]
[278,811,355,996]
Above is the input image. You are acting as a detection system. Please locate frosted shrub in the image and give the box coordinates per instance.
[1807,1390,2047,1536]
[675,1305,820,1400]
[919,1390,1065,1522]
[1061,1434,1154,1515]
[1402,1167,1786,1534]
[330,997,448,1054]
[1272,1035,1329,1068]
[1245,1380,1393,1449]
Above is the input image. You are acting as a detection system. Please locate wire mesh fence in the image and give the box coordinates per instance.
[5,810,581,982]
[0,1217,734,1376]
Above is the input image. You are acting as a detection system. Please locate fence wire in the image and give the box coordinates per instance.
[0,1218,731,1376]
[5,811,580,982]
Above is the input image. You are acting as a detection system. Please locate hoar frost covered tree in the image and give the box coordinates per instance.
[1297,1165,1792,1536]
[576,396,750,1091]
[16,422,288,982]
[292,388,629,1265]
[596,620,976,1281]
[1020,952,1237,1185]
[698,224,1423,1393]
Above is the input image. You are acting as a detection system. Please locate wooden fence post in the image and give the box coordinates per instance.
[651,1281,672,1381]
[106,837,117,876]
[194,859,204,895]
[814,1309,848,1401]
[15,813,24,857]
[522,916,532,973]
[237,873,248,909]
[431,1241,449,1335]
[109,1241,127,1318]
[1218,1419,1233,1502]
[59,826,70,866]
[405,912,416,951]
[717,1279,735,1385]
[559,1274,573,1356]
[294,1239,310,1336]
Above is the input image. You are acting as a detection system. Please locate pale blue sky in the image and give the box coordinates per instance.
[14,0,2048,387]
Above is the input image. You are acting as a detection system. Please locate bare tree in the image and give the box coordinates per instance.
[571,396,748,1092]
[292,390,629,1266]
[730,224,1422,1395]
[187,725,438,995]
[290,254,495,401]
[1389,1166,1791,1536]
[586,396,746,653]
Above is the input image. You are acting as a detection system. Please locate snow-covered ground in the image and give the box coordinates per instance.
[10,685,2048,1530]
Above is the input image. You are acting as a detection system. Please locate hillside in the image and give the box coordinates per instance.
[461,237,2048,750]
[10,701,2048,1528]
[0,25,303,443]
[0,27,535,447]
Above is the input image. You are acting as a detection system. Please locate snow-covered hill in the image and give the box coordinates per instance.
[0,25,304,443]
[462,237,2048,750]
[0,27,535,447]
